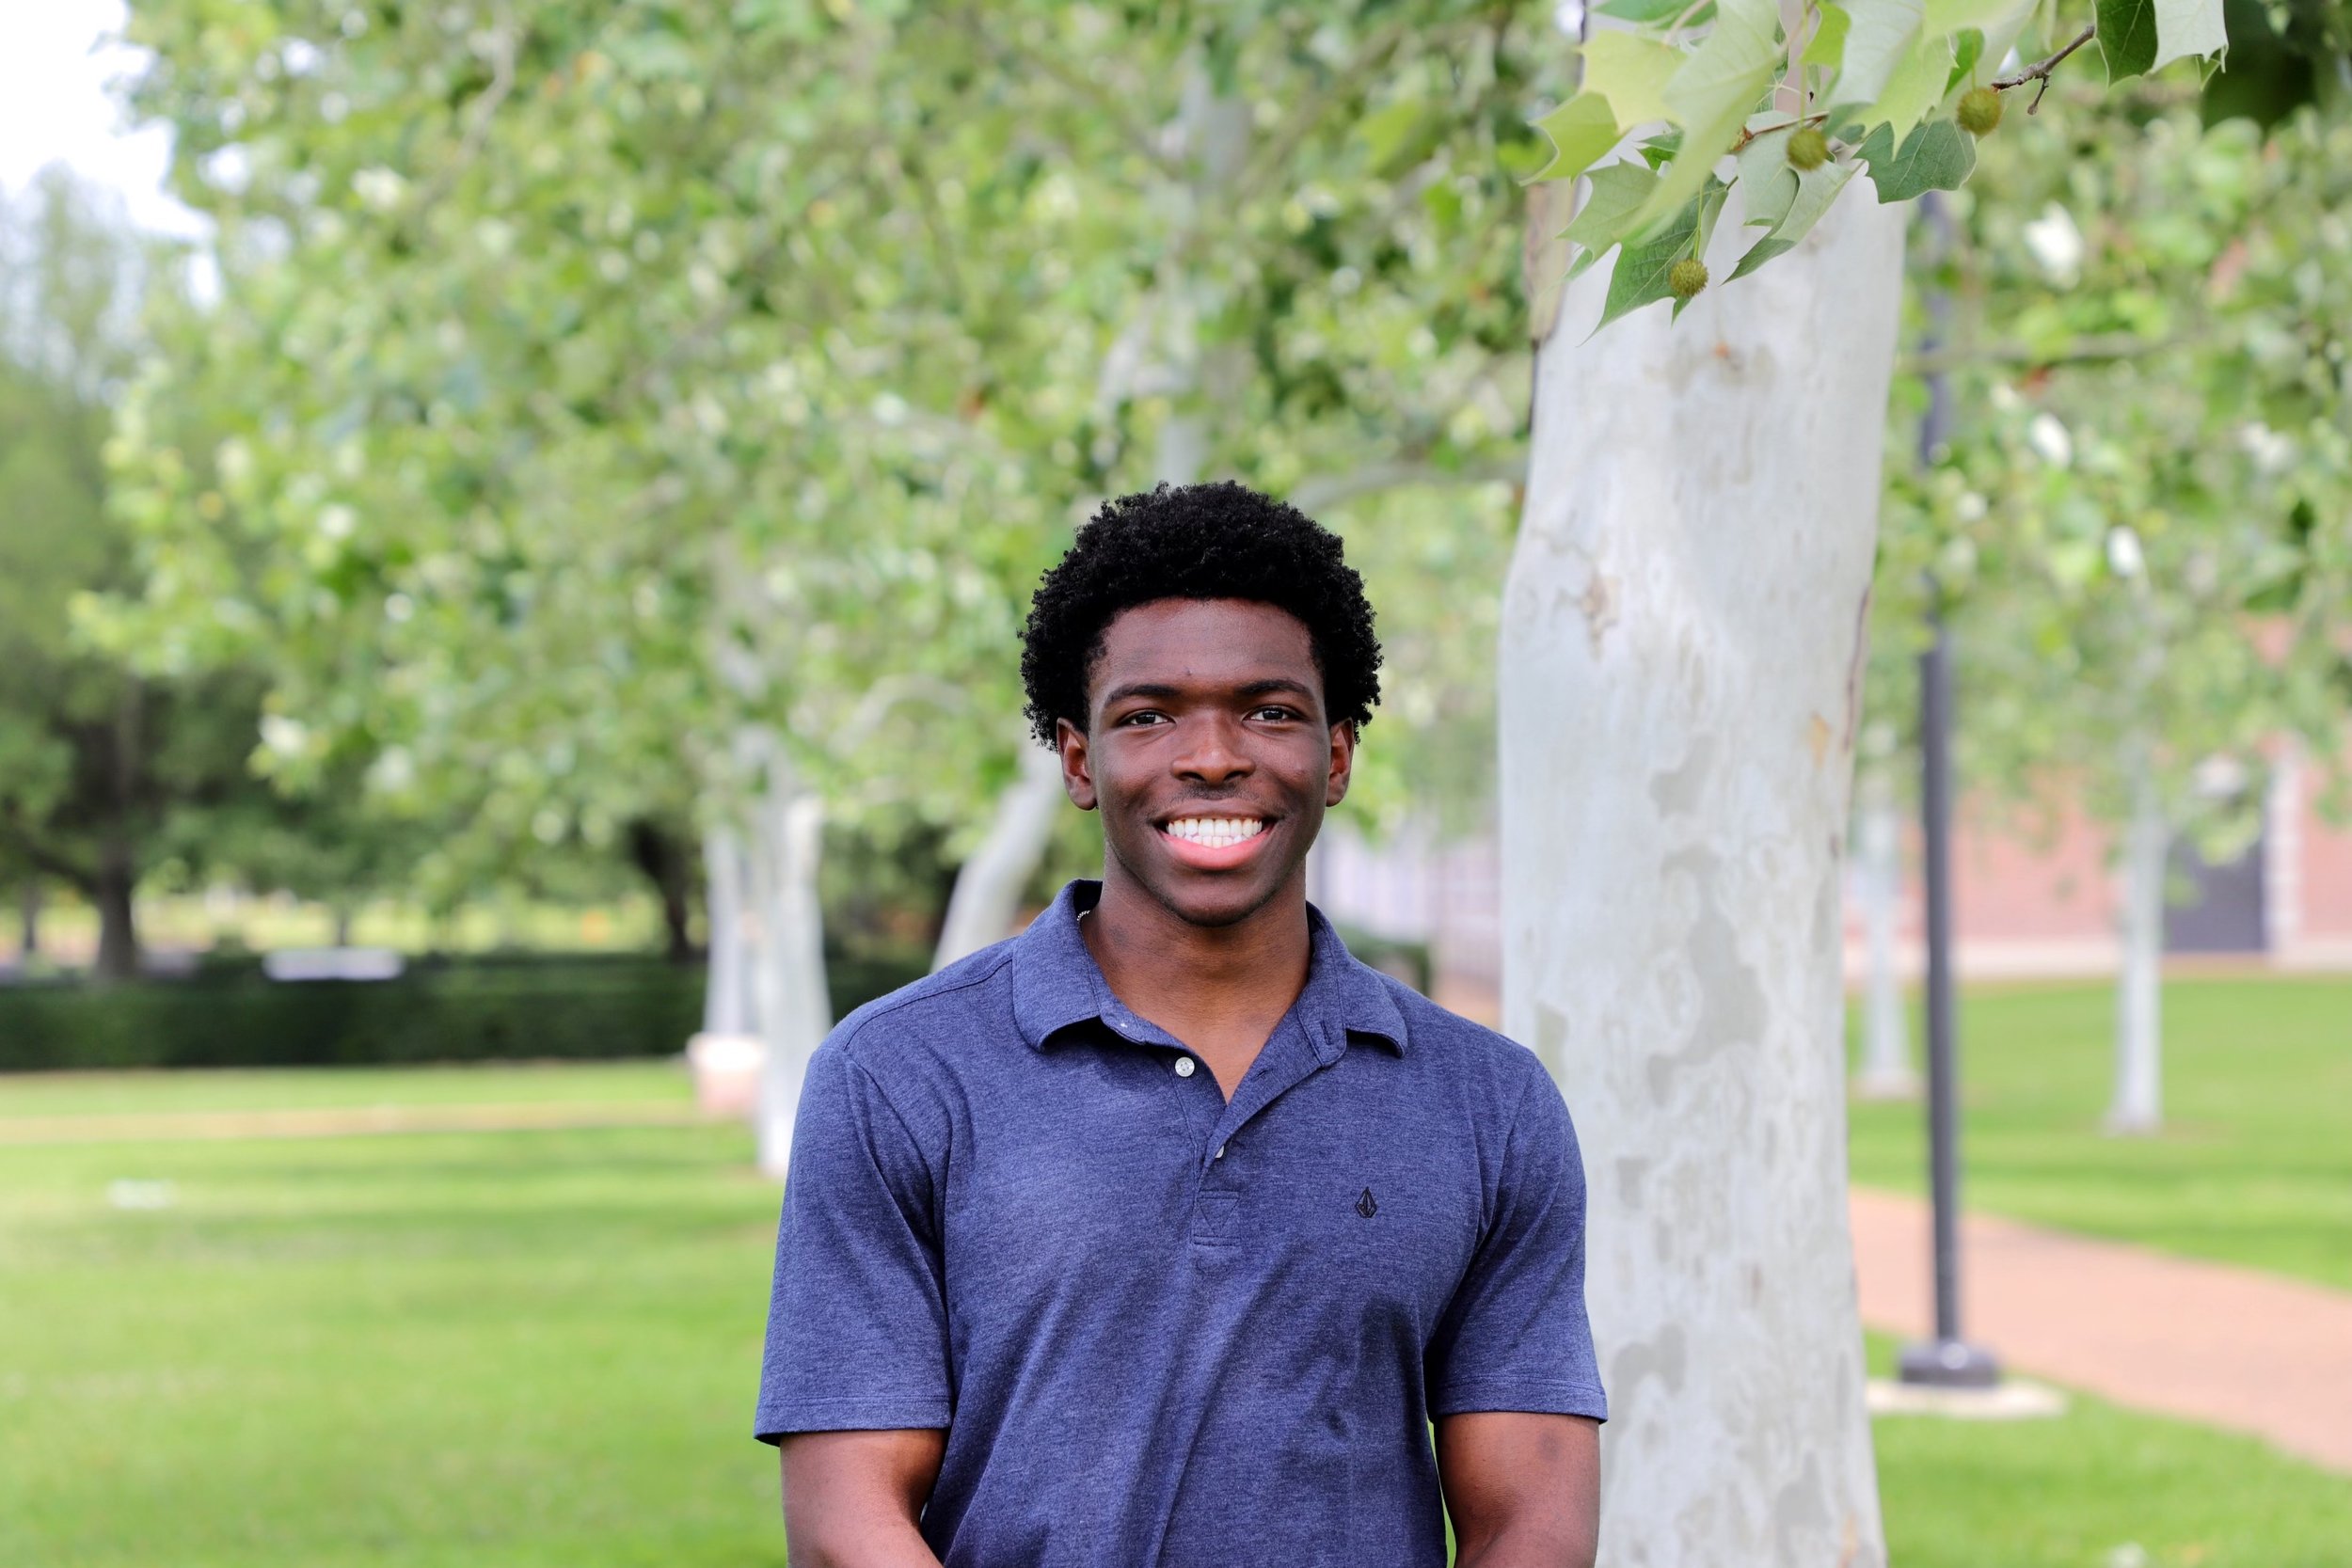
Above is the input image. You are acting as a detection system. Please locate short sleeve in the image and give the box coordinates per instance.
[1424,1065,1609,1421]
[754,1039,953,1443]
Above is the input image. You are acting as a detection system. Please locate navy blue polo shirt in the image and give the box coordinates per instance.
[755,879,1605,1567]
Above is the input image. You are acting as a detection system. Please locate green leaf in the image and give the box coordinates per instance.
[1633,0,1779,237]
[1357,100,1436,176]
[1595,0,1700,20]
[1562,161,1665,278]
[1727,159,1858,279]
[1664,0,1784,131]
[1946,27,1985,90]
[1690,176,1731,261]
[2099,0,2161,80]
[1864,31,1956,138]
[2153,0,2228,68]
[1921,0,2033,35]
[1735,125,1803,229]
[1836,0,1929,104]
[1629,98,1749,238]
[1596,186,1710,333]
[1638,130,1687,168]
[1579,33,1685,129]
[1527,93,1624,184]
[1804,3,1853,67]
[1858,116,1977,200]
[2200,0,2312,128]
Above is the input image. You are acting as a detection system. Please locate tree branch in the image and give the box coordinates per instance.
[1994,24,2097,114]
[1291,455,1526,514]
[405,7,520,231]
[1899,329,2205,374]
[0,811,96,891]
[949,8,1180,178]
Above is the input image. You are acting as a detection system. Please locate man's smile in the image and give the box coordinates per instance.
[1156,812,1275,869]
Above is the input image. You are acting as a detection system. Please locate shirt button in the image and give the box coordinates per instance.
[1215,1144,1226,1159]
[1173,1056,1197,1078]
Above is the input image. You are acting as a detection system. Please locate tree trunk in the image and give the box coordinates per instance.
[17,880,39,961]
[91,856,139,983]
[702,824,755,1037]
[1853,766,1917,1100]
[628,817,699,961]
[2108,745,2168,1134]
[93,682,144,983]
[1500,182,1903,1566]
[746,739,833,1178]
[933,739,1065,970]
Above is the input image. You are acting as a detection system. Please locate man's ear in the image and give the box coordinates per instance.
[1325,720,1356,808]
[1057,717,1099,811]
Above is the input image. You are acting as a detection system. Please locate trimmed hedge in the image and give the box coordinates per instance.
[0,952,930,1072]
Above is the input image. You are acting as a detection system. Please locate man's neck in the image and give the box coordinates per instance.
[1080,872,1312,1092]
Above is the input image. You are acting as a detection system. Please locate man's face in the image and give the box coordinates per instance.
[1058,597,1354,929]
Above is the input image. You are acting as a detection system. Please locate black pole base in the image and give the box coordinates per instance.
[1897,1338,2002,1388]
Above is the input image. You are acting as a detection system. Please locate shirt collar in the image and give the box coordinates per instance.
[1009,879,1408,1057]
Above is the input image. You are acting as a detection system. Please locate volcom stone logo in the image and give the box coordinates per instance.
[1356,1187,1378,1219]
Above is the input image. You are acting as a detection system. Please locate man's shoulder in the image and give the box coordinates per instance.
[824,935,1025,1075]
[1369,969,1547,1082]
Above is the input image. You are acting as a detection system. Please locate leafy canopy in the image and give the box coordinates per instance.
[1527,0,2236,326]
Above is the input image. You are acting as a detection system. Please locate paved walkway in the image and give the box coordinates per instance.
[1851,1187,2352,1473]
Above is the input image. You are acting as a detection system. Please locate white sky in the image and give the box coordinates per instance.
[0,0,205,237]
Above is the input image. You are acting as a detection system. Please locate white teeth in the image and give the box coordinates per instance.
[1163,816,1266,849]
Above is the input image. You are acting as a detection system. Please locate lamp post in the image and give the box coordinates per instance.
[1897,191,2001,1390]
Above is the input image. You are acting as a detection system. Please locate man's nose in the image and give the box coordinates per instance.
[1172,715,1254,784]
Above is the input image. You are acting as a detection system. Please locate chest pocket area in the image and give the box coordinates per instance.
[946,1047,1196,1313]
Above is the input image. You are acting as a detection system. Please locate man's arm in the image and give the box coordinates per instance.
[1435,1411,1601,1568]
[779,1428,947,1568]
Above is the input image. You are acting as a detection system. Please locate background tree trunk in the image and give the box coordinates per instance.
[933,739,1065,970]
[93,682,145,982]
[17,880,39,961]
[747,739,833,1178]
[702,825,755,1037]
[2108,744,2168,1133]
[91,855,138,982]
[1853,765,1917,1099]
[1500,182,1904,1567]
[628,817,699,961]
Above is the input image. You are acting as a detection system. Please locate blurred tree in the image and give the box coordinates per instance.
[1878,95,2352,1132]
[104,1,1070,1170]
[103,0,1562,1165]
[883,4,1557,968]
[0,168,277,980]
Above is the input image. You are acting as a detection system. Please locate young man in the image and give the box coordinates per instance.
[756,483,1605,1567]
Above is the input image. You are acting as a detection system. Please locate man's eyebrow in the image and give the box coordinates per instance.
[1098,681,1184,706]
[1099,676,1316,707]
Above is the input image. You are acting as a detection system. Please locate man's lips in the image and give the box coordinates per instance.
[1155,813,1276,871]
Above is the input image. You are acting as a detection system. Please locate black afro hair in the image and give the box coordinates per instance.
[1019,482,1382,748]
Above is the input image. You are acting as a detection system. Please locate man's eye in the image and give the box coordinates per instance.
[1119,710,1168,726]
[1251,705,1299,721]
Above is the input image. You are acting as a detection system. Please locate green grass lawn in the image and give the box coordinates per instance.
[0,1058,694,1120]
[1849,973,2352,1291]
[6,1059,2350,1565]
[1867,1335,2352,1568]
[0,1092,784,1568]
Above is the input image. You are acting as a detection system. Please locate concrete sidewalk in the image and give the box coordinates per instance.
[1851,1186,2352,1473]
